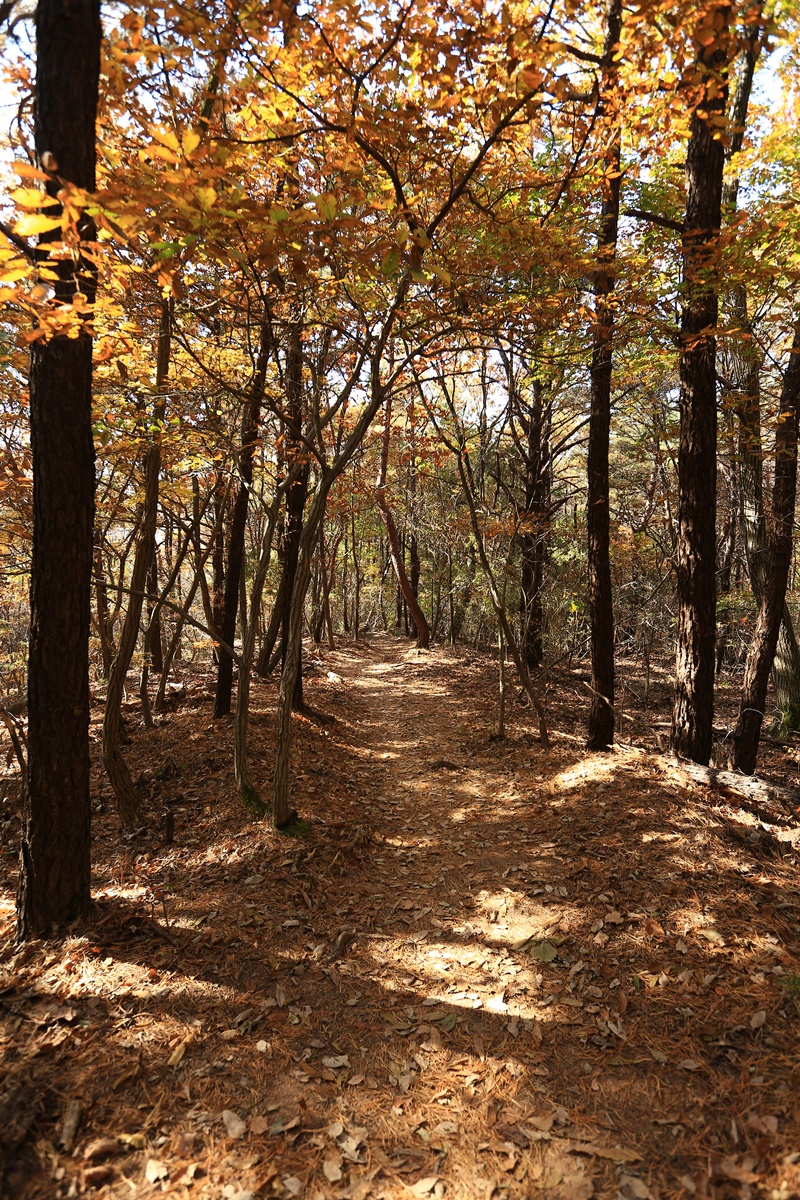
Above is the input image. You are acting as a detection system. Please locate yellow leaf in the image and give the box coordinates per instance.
[196,186,216,210]
[9,187,59,210]
[15,213,62,236]
[0,265,30,283]
[167,1041,188,1067]
[182,129,201,156]
[151,126,180,151]
[12,161,50,182]
[151,145,180,163]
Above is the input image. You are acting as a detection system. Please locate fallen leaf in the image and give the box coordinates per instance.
[250,1116,269,1135]
[324,1159,343,1182]
[711,1156,759,1184]
[83,1138,120,1161]
[222,1110,247,1138]
[322,1054,350,1069]
[570,1142,640,1164]
[410,1177,439,1196]
[679,1059,701,1071]
[746,1112,778,1135]
[527,1114,555,1133]
[283,1177,302,1196]
[530,941,557,963]
[750,1010,767,1030]
[421,1028,442,1052]
[168,1041,188,1066]
[145,1159,169,1183]
[618,1176,653,1200]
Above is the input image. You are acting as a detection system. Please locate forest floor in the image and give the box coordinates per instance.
[1,635,800,1200]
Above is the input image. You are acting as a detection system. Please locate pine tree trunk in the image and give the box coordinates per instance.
[670,5,729,764]
[730,326,800,772]
[18,0,101,938]
[586,0,622,750]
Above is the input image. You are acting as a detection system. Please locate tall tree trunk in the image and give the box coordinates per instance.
[670,4,729,764]
[729,327,800,771]
[17,0,101,938]
[586,0,622,750]
[211,472,226,652]
[256,561,289,674]
[213,307,270,717]
[102,299,170,829]
[278,320,309,710]
[376,391,430,648]
[234,489,283,818]
[146,548,164,674]
[94,530,115,679]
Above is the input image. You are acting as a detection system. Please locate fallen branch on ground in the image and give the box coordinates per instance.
[659,755,800,826]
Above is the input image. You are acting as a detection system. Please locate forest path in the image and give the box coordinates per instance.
[1,637,798,1200]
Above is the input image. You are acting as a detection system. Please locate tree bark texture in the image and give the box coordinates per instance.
[278,320,309,710]
[730,326,800,772]
[18,0,101,938]
[586,0,622,751]
[670,5,729,764]
[213,308,270,717]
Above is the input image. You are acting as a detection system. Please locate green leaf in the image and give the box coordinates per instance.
[380,246,400,276]
[530,940,557,962]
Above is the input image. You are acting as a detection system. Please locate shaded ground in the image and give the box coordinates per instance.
[1,635,800,1200]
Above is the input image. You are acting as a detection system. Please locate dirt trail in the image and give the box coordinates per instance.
[1,635,799,1200]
